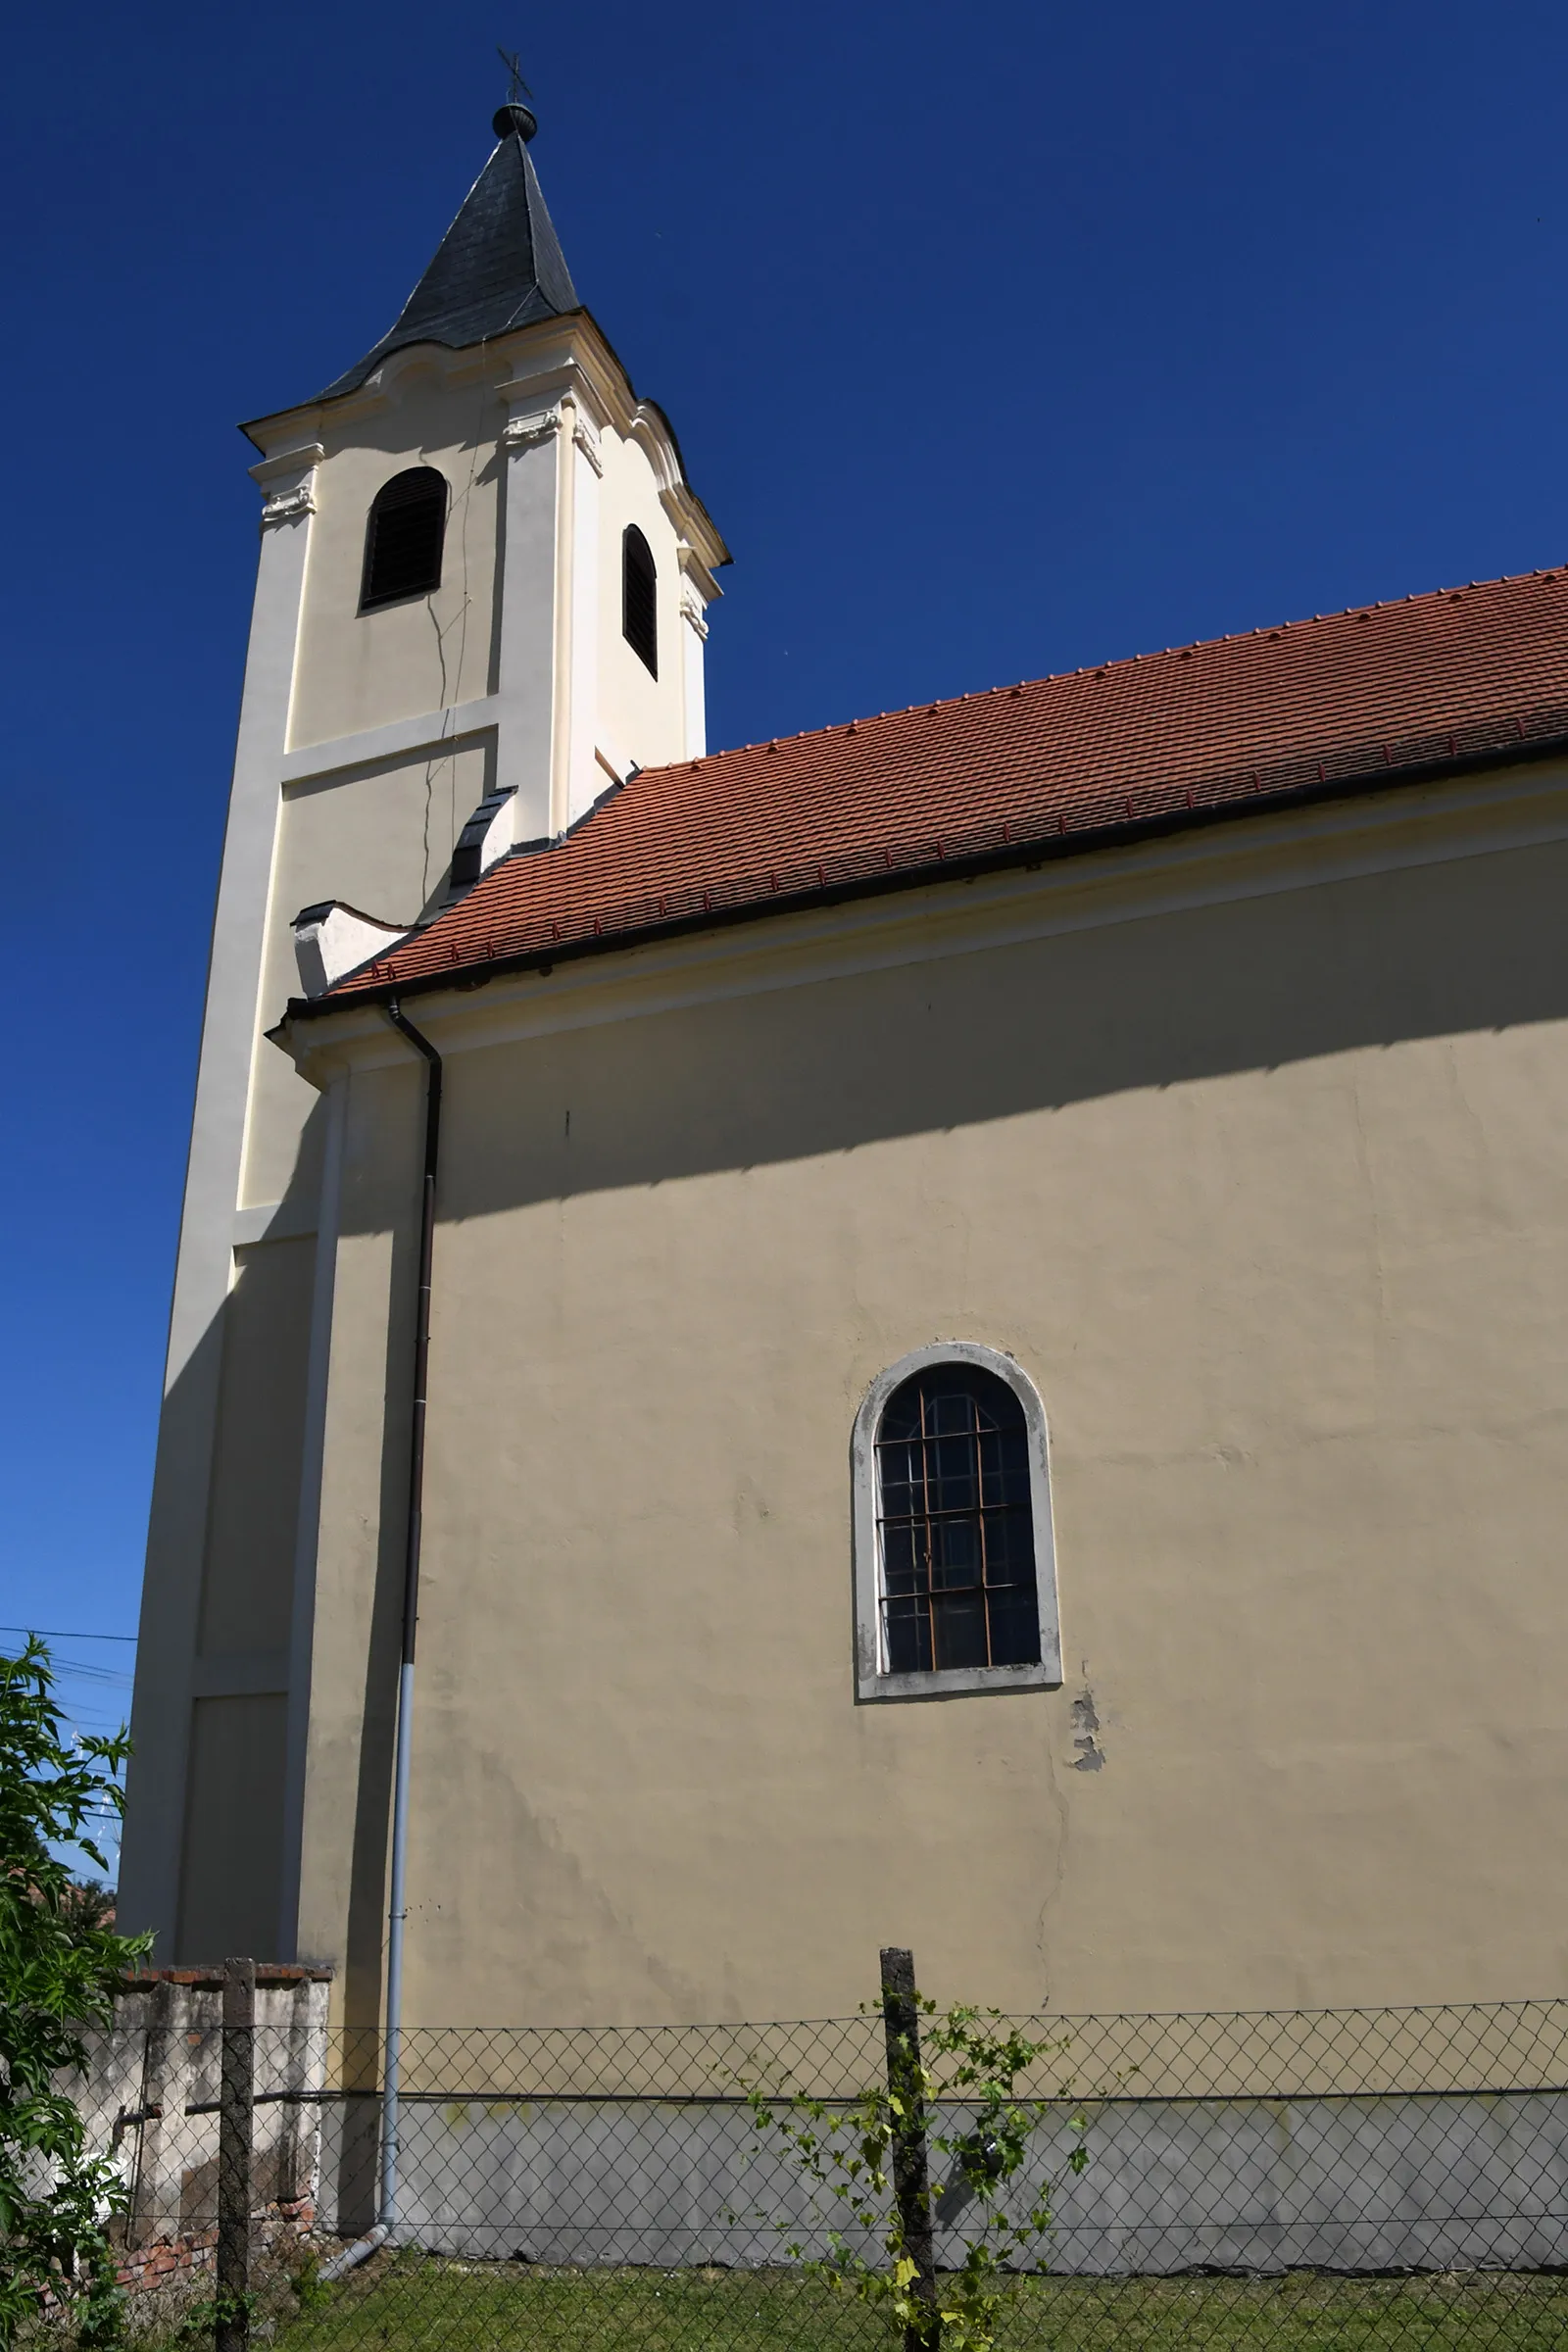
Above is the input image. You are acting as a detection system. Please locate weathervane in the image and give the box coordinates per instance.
[496,47,532,105]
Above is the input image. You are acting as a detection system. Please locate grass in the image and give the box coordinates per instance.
[269,2249,1568,2350]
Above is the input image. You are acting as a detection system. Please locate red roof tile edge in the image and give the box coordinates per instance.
[523,564,1567,765]
[297,696,1568,1017]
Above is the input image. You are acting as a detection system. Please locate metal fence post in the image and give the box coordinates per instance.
[217,1958,256,2352]
[880,1945,938,2350]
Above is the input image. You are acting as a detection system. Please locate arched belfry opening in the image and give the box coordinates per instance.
[361,467,448,611]
[622,524,658,677]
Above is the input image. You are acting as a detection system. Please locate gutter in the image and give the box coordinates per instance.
[279,723,1568,1026]
[376,997,443,2239]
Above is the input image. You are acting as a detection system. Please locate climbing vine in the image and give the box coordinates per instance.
[743,1995,1089,2351]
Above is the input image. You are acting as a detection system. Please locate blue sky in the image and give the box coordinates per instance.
[4,0,1566,1872]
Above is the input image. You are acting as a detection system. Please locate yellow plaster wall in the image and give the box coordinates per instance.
[290,805,1568,2025]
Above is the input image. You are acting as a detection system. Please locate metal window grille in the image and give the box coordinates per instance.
[875,1362,1042,1673]
[622,524,658,676]
[360,468,447,611]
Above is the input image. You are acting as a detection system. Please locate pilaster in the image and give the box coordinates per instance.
[679,574,710,760]
[564,396,606,827]
[276,1072,348,1959]
[119,442,319,1952]
[495,396,565,844]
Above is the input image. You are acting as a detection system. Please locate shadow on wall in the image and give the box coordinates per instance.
[125,825,1568,2018]
[122,1086,419,2034]
[351,831,1568,1233]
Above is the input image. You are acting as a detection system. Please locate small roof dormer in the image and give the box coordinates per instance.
[317,102,579,401]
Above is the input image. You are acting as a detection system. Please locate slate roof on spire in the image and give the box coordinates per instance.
[318,104,578,400]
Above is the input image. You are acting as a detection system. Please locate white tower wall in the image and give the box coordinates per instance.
[121,296,725,1963]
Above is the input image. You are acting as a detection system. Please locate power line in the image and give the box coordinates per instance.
[0,1626,137,1644]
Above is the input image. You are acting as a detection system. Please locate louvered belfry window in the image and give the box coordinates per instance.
[361,467,448,611]
[875,1365,1042,1675]
[622,524,658,676]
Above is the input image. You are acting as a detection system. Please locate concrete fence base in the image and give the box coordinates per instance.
[312,2089,1568,2276]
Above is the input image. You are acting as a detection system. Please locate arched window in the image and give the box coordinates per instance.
[622,524,658,676]
[852,1345,1061,1700]
[361,467,448,611]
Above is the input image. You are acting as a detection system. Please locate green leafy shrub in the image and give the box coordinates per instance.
[288,2251,333,2314]
[744,1993,1089,2351]
[174,2291,255,2345]
[0,1637,151,2347]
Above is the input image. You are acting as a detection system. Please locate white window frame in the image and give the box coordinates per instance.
[851,1342,1062,1703]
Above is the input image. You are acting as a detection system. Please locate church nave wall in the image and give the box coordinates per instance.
[284,798,1568,2022]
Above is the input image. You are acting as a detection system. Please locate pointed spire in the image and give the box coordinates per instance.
[318,106,578,400]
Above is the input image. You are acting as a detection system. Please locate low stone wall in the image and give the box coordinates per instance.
[108,2198,316,2299]
[73,1967,332,2292]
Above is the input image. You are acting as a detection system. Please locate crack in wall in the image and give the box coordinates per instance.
[417,389,487,903]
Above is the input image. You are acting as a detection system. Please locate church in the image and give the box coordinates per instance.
[121,97,1568,2029]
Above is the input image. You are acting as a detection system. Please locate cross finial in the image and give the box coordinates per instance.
[497,47,532,106]
[492,46,538,142]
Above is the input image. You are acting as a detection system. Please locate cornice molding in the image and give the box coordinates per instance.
[280,695,500,788]
[675,541,722,610]
[250,442,323,532]
[241,337,498,442]
[626,404,683,497]
[242,312,730,571]
[496,322,729,575]
[250,442,325,485]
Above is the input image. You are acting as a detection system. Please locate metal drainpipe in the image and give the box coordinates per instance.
[378,996,443,2239]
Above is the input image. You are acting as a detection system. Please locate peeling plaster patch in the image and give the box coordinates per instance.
[1070,1688,1104,1773]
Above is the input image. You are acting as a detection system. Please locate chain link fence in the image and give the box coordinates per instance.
[39,1970,1568,2349]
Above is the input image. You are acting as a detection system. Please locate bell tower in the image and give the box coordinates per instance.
[119,101,729,1962]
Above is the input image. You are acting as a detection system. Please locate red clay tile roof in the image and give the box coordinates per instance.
[313,565,1568,1008]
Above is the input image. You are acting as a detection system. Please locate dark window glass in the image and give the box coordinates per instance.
[874,1365,1041,1675]
[361,467,448,611]
[623,524,658,676]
